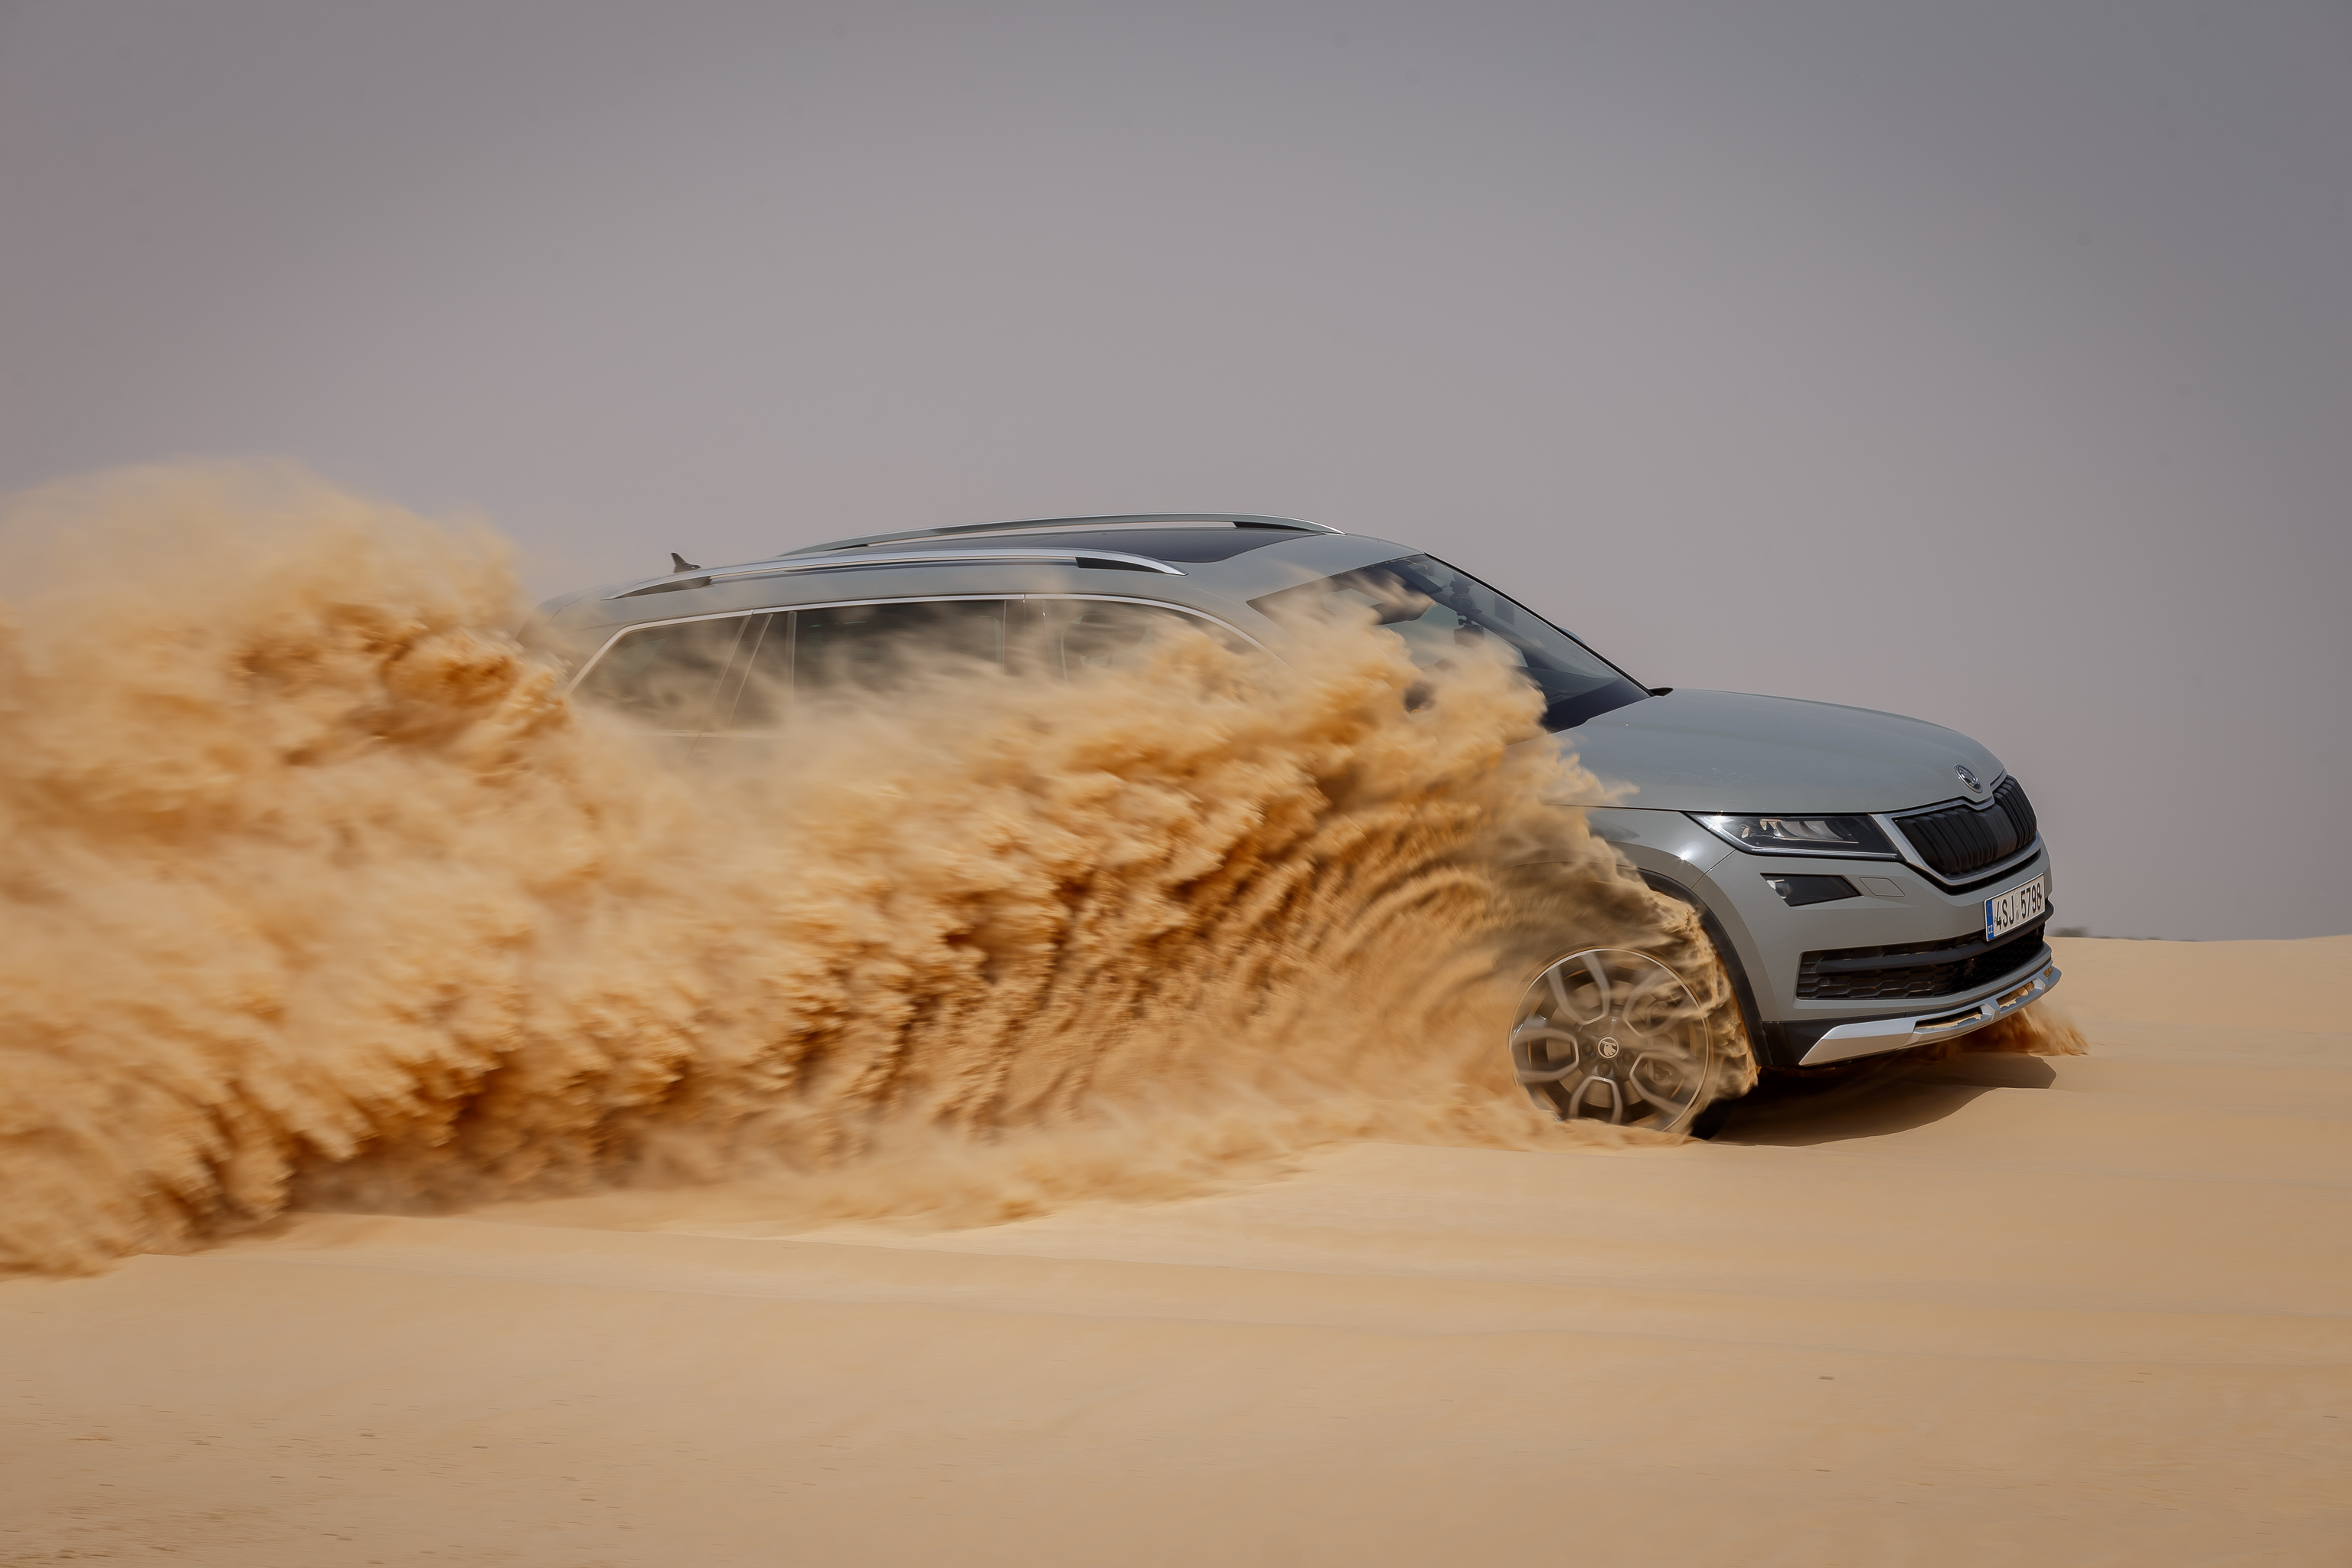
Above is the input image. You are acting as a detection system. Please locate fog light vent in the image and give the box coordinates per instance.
[1765,874,1860,907]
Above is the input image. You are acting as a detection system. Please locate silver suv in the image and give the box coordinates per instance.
[536,514,2059,1132]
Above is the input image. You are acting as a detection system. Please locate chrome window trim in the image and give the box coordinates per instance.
[1015,593,1271,654]
[563,593,1267,706]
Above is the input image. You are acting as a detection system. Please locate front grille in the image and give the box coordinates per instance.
[1894,776,2040,880]
[1796,919,2050,1002]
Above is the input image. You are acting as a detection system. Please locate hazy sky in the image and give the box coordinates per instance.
[2,0,2346,939]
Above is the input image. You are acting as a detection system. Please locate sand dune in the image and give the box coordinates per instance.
[5,933,2347,1566]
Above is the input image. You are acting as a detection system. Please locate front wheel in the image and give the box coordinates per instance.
[1511,948,1718,1134]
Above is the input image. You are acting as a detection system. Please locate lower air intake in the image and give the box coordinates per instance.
[1797,920,2051,1002]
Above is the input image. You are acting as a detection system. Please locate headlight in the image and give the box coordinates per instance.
[1690,812,1897,858]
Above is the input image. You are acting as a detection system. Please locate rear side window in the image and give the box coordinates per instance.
[1029,599,1238,678]
[572,616,753,732]
[574,597,1243,733]
[794,599,1008,698]
[710,612,790,733]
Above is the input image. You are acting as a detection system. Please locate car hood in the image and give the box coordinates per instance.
[1546,688,2006,814]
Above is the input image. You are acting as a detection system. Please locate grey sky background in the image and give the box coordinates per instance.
[2,0,2346,939]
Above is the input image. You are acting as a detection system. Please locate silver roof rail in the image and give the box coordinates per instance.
[608,546,1187,599]
[779,512,1339,557]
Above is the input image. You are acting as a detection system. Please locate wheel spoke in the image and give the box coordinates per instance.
[1619,965,1671,1018]
[1569,1075,1627,1124]
[1545,964,1580,1021]
[1628,1052,1700,1112]
[1579,952,1615,1015]
[1511,1024,1582,1083]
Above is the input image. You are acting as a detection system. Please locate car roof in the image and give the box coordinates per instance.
[534,515,1417,652]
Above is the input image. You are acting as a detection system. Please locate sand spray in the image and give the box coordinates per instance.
[0,468,1779,1272]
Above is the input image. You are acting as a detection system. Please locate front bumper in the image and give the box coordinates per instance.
[1792,961,2063,1065]
[1580,805,2058,1070]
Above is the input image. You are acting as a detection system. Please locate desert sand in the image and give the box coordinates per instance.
[5,933,2348,1566]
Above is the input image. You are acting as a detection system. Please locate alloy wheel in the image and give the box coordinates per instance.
[1511,948,1716,1133]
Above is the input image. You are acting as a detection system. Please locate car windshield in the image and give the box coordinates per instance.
[1250,554,1649,731]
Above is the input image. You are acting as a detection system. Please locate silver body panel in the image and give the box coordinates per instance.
[1553,687,2007,815]
[538,519,2060,1072]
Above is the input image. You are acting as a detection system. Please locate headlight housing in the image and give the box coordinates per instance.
[1690,812,1898,858]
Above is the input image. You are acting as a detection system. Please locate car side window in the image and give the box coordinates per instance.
[793,599,1008,700]
[1029,599,1242,679]
[710,612,791,733]
[573,616,755,732]
[576,599,1243,736]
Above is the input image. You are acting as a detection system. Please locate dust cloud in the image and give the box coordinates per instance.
[0,466,1756,1274]
[1935,1003,2088,1058]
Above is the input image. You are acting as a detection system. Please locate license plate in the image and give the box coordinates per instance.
[1985,874,2047,941]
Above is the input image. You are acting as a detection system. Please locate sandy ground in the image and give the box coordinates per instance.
[5,934,2348,1566]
